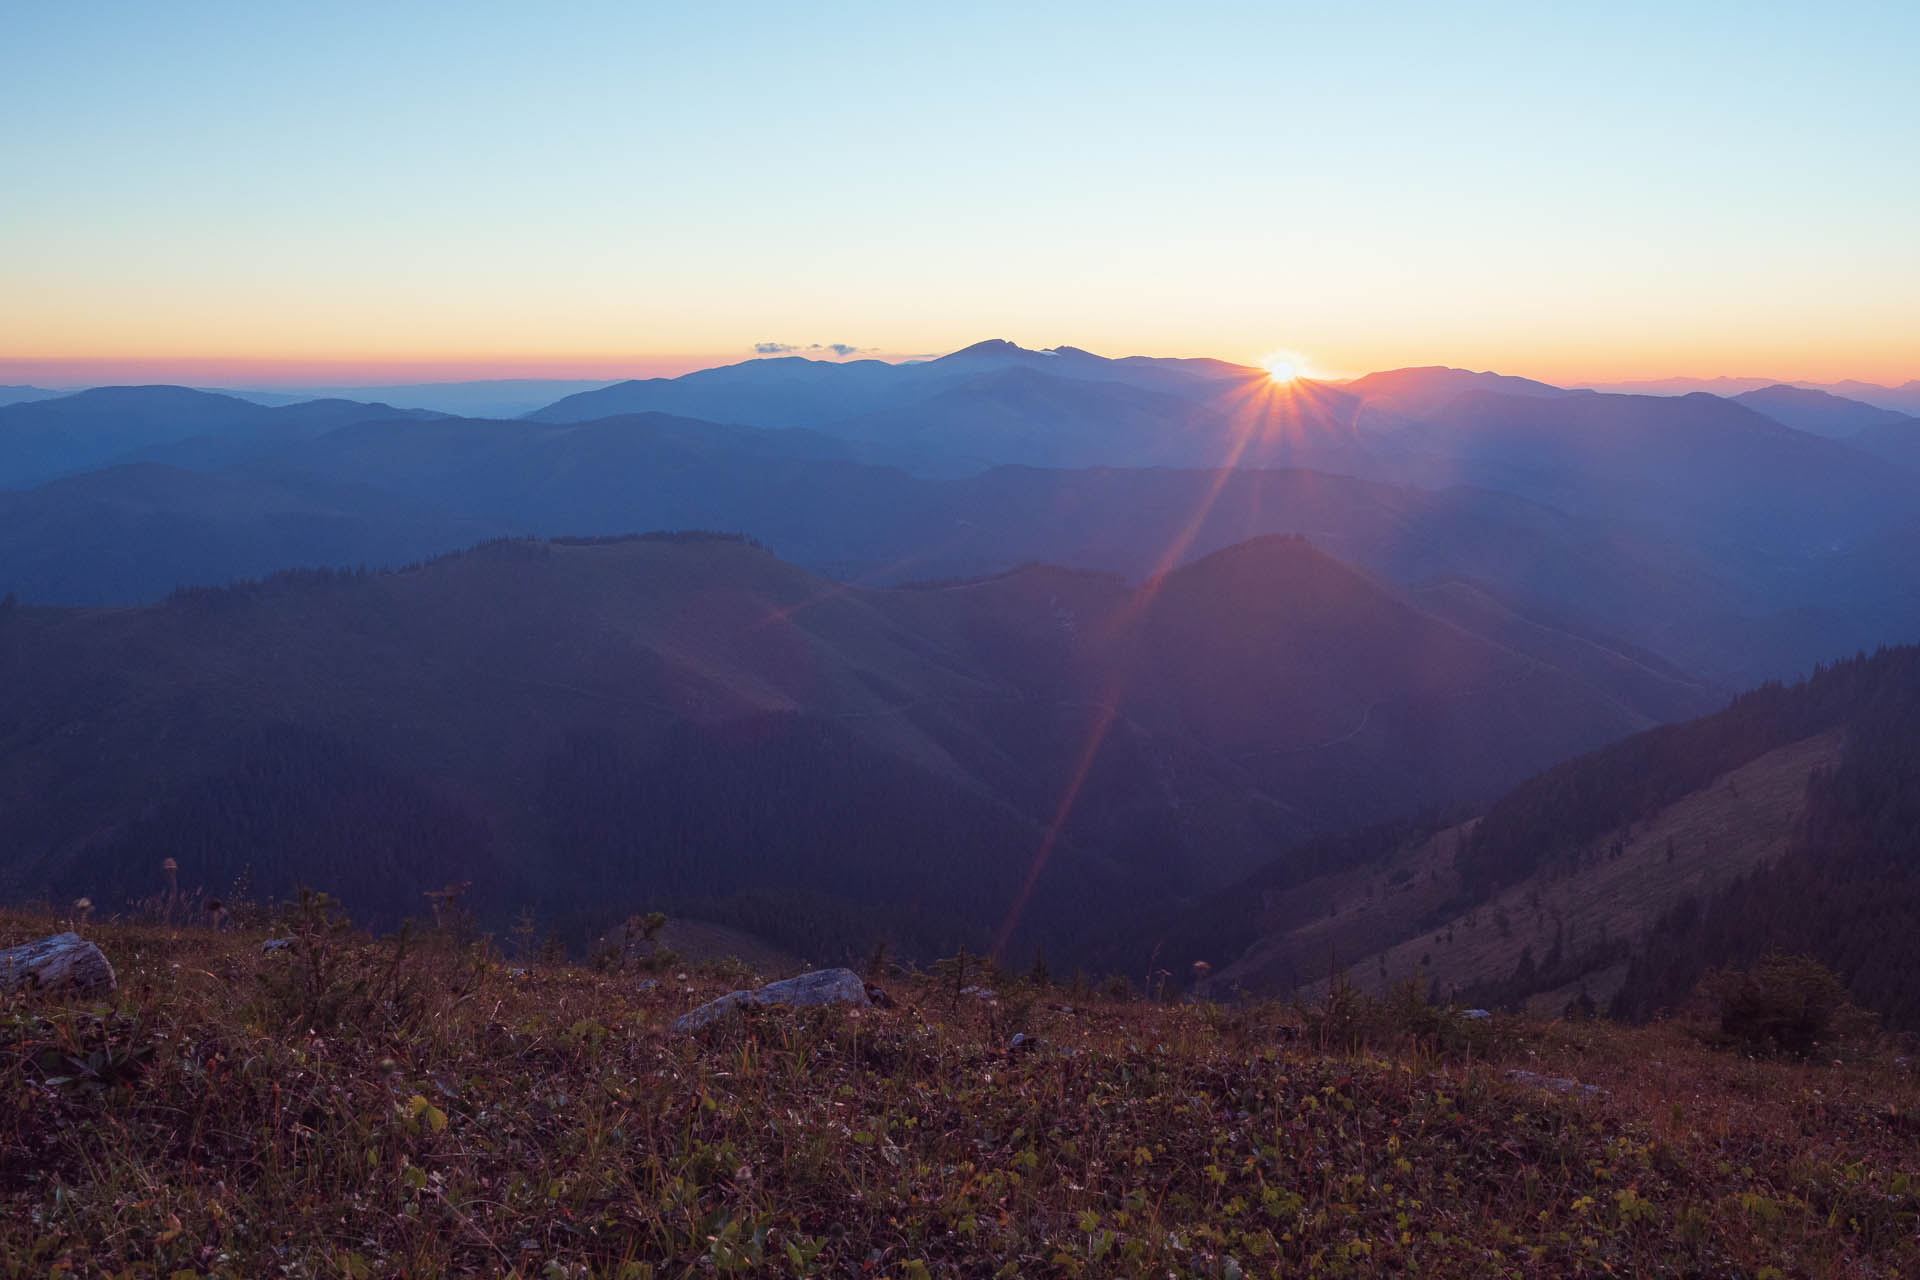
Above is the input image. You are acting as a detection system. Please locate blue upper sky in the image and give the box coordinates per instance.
[3,0,1915,385]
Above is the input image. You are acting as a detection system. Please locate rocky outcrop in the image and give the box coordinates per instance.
[673,967,871,1033]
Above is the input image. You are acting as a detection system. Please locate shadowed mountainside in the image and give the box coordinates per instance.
[0,533,1690,963]
[0,463,503,604]
[1848,416,1920,474]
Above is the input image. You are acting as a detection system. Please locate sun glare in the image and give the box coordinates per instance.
[1260,349,1309,383]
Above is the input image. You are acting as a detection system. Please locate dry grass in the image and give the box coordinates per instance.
[3,910,1918,1278]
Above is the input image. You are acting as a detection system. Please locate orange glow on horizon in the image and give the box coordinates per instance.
[0,352,784,388]
[1,343,1914,393]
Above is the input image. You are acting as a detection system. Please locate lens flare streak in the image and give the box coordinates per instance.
[990,375,1315,957]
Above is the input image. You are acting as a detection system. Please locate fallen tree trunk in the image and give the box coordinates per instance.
[0,932,116,997]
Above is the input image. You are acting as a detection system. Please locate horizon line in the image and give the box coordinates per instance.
[2,347,1915,394]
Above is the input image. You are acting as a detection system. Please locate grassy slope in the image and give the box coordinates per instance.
[4,913,1918,1278]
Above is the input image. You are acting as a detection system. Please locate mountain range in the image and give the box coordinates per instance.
[0,386,447,491]
[1582,375,1920,416]
[5,340,1920,1012]
[6,345,1920,689]
[222,379,619,418]
[0,532,1697,962]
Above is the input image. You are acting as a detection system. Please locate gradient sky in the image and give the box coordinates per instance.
[4,1,1916,386]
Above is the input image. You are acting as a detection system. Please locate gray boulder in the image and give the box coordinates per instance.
[673,967,871,1033]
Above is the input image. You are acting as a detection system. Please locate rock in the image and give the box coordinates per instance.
[0,932,116,997]
[1506,1068,1607,1099]
[260,938,296,954]
[1009,1032,1039,1053]
[673,967,871,1033]
[864,983,895,1007]
[959,985,998,1000]
[1462,1009,1491,1020]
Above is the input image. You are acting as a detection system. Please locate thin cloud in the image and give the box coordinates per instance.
[751,342,872,358]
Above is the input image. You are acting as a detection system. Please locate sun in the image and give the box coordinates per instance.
[1260,349,1310,383]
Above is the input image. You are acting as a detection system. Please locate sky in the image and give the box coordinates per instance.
[3,1,1916,387]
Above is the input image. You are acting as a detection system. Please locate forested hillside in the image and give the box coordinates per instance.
[1613,646,1920,1026]
[1181,645,1920,1030]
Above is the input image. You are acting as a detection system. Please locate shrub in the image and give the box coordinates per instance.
[1705,951,1875,1058]
[249,888,440,1038]
[591,911,679,974]
[930,947,1000,1005]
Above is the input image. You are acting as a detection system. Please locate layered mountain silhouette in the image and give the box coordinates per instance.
[1823,379,1920,417]
[224,378,618,418]
[0,533,1701,961]
[527,341,1385,474]
[1336,366,1582,417]
[526,345,1920,569]
[8,357,1920,688]
[1730,384,1915,438]
[0,386,61,409]
[1363,389,1919,555]
[0,409,1753,684]
[528,341,1259,430]
[0,385,445,490]
[1585,376,1920,416]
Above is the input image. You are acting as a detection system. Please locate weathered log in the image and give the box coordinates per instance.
[0,932,117,998]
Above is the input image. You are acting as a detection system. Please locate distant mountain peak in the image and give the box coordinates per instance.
[69,384,233,401]
[936,340,1118,365]
[941,339,1033,359]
